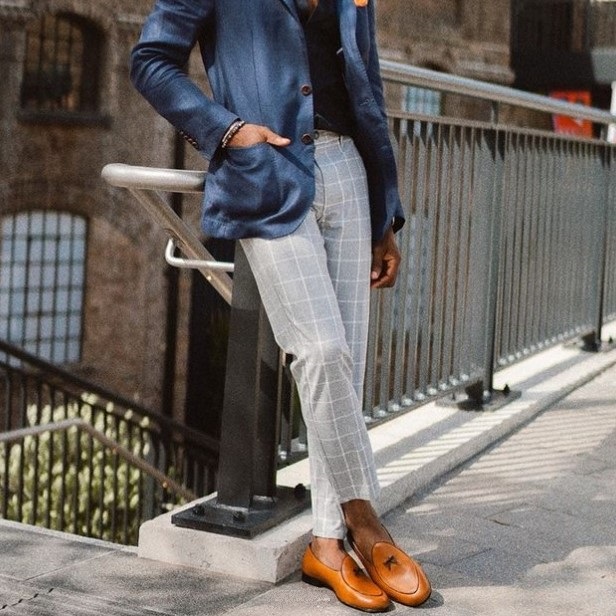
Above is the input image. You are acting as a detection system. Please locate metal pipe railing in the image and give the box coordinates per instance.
[101,164,233,305]
[92,61,616,537]
[380,59,616,129]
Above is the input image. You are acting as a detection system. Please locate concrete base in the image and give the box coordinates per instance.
[138,325,616,583]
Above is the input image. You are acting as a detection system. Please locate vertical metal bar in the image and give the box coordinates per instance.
[441,125,462,386]
[451,127,473,384]
[45,393,54,529]
[59,391,68,531]
[31,379,43,525]
[364,289,380,418]
[391,117,415,409]
[494,131,512,365]
[86,428,94,537]
[507,133,525,361]
[216,243,278,508]
[430,123,449,391]
[481,130,505,397]
[540,138,558,344]
[72,422,81,535]
[605,148,616,320]
[251,293,280,498]
[403,120,426,403]
[16,375,26,521]
[98,409,107,538]
[557,139,573,336]
[588,144,611,346]
[417,122,439,397]
[464,128,501,401]
[111,417,120,542]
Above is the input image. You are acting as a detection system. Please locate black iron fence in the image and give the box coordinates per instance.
[0,339,218,544]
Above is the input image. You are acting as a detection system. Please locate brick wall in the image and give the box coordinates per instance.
[0,0,515,423]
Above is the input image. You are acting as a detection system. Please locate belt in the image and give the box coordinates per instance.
[314,114,348,135]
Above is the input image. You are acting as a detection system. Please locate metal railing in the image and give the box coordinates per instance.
[2,52,613,543]
[0,339,218,544]
[379,60,616,129]
[367,62,616,415]
[0,419,195,545]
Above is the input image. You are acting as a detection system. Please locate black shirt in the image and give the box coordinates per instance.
[301,0,355,136]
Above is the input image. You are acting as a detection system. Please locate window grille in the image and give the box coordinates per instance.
[20,13,102,113]
[0,211,87,364]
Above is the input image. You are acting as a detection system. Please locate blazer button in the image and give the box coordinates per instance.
[301,133,314,145]
[300,84,312,96]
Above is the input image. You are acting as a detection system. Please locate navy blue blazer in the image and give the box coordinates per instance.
[131,0,404,241]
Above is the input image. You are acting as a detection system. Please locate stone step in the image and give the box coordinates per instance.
[0,579,167,616]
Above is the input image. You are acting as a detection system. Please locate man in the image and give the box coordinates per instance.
[131,0,431,611]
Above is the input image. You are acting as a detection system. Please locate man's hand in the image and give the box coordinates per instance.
[370,227,401,289]
[226,123,291,148]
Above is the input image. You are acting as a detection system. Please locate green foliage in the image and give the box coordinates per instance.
[0,396,164,545]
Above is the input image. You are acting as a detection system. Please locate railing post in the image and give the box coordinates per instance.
[171,243,309,537]
[480,131,506,402]
[581,145,612,351]
[216,243,279,507]
[461,129,513,409]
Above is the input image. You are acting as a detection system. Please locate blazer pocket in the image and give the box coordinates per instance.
[205,143,282,221]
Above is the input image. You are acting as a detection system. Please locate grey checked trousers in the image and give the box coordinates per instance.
[241,132,380,538]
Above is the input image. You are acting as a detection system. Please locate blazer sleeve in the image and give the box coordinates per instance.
[130,0,238,161]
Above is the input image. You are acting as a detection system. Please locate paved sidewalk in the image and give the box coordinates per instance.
[1,360,615,615]
[226,364,616,616]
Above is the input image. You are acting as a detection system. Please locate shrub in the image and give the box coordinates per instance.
[0,396,168,545]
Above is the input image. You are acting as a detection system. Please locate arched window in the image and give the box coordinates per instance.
[20,13,102,113]
[0,211,87,364]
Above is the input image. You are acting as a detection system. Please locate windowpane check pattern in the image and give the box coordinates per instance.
[20,13,101,112]
[0,211,87,363]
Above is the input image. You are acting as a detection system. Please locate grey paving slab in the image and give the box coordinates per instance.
[522,474,616,525]
[2,355,616,615]
[0,524,114,580]
[1,585,167,615]
[32,549,271,616]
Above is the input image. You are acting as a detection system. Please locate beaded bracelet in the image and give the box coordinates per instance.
[221,120,246,149]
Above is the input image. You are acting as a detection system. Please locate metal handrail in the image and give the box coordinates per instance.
[165,238,234,272]
[101,163,233,305]
[101,164,205,193]
[380,59,616,128]
[0,418,197,502]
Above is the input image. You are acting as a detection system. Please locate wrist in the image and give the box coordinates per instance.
[220,119,246,149]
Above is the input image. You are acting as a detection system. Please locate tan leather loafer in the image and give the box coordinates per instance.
[301,544,392,613]
[348,532,432,607]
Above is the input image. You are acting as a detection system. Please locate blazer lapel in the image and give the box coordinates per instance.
[336,0,358,49]
[277,0,301,19]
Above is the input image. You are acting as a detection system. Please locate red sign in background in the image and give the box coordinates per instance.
[551,90,593,137]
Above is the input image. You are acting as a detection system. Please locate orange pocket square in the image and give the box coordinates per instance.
[354,0,368,6]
